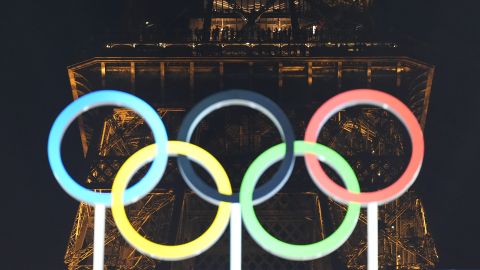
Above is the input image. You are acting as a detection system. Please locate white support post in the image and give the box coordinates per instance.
[367,202,378,270]
[93,204,106,270]
[230,203,242,270]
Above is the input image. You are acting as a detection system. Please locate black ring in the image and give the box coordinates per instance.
[177,89,295,205]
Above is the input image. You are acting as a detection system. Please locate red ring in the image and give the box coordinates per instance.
[304,89,424,205]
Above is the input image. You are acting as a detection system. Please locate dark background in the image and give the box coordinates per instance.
[3,0,480,269]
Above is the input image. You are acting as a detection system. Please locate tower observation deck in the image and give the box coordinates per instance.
[64,1,438,269]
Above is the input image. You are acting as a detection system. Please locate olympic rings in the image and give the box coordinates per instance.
[111,141,232,260]
[48,88,424,263]
[240,141,361,260]
[304,89,424,206]
[47,90,168,206]
[177,89,295,205]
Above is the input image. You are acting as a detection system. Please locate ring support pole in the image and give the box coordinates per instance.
[367,203,378,270]
[230,203,242,270]
[93,204,106,270]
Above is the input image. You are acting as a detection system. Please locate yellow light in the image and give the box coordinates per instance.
[111,141,232,260]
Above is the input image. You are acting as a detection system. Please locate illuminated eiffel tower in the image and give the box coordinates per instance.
[64,1,438,269]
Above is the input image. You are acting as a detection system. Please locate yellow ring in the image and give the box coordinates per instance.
[111,141,232,260]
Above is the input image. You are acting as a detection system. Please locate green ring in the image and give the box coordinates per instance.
[240,141,361,261]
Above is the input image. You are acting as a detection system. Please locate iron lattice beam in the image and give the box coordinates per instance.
[65,191,175,270]
[65,56,437,269]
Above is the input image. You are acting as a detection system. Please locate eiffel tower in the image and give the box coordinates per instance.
[64,1,438,269]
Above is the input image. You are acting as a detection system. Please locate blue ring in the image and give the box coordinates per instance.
[47,90,168,206]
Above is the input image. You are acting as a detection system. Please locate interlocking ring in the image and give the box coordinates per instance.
[177,89,295,205]
[240,141,360,260]
[304,89,424,206]
[47,90,168,206]
[111,141,232,260]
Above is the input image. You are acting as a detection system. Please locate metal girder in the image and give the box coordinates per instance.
[248,0,278,23]
[65,56,437,269]
[65,192,175,270]
[329,191,438,269]
[288,0,300,38]
[222,0,279,28]
[203,0,215,41]
[223,0,249,22]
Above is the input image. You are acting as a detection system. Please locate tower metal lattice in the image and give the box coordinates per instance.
[64,56,438,270]
[63,1,437,269]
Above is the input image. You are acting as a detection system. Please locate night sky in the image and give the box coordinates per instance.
[3,0,480,269]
